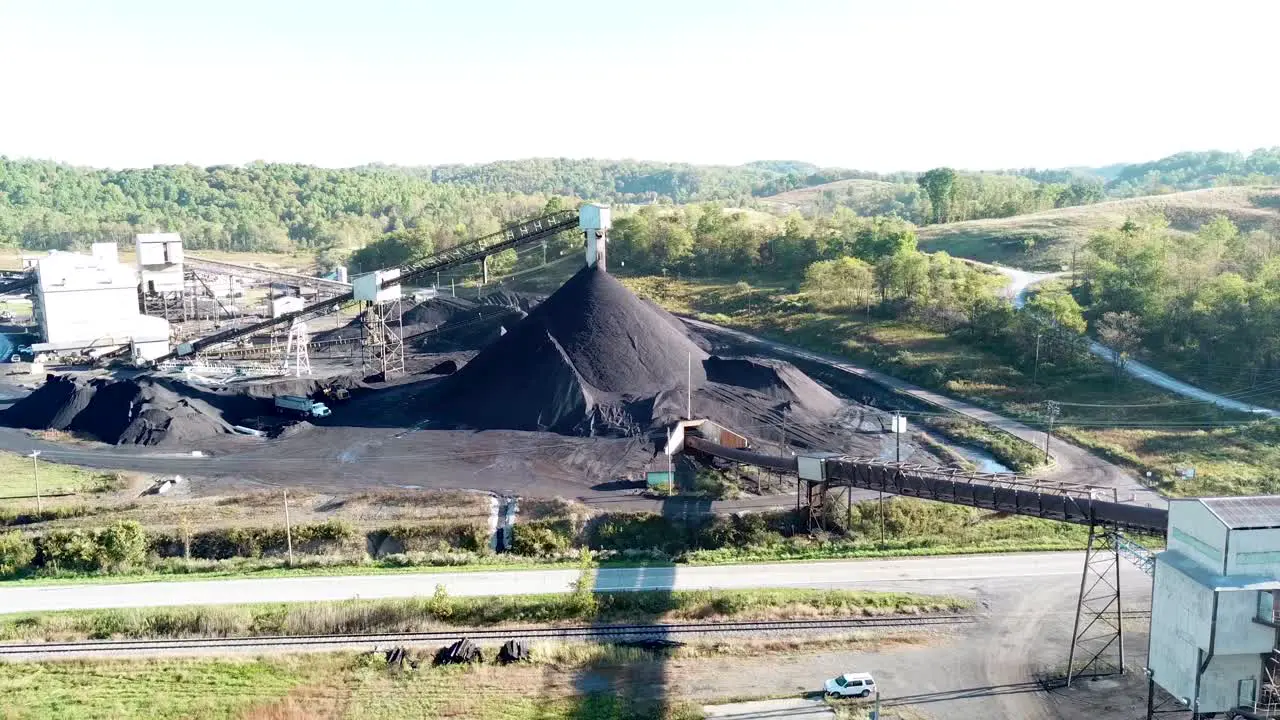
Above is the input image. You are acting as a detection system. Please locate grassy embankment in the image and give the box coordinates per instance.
[916,186,1280,270]
[621,275,1273,497]
[0,465,1093,584]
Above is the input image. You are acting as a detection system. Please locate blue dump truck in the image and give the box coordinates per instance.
[274,395,332,418]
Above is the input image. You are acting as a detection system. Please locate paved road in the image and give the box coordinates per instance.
[684,318,1163,508]
[989,266,1277,417]
[0,552,1101,614]
[703,698,834,719]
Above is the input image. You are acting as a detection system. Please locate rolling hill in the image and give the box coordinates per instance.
[916,186,1280,270]
[757,178,904,209]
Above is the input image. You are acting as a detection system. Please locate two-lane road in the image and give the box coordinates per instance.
[0,552,1130,614]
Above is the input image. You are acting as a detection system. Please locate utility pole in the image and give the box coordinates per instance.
[886,415,905,546]
[666,427,674,495]
[29,450,41,514]
[1044,401,1060,465]
[1033,333,1043,384]
[686,352,692,420]
[283,489,294,567]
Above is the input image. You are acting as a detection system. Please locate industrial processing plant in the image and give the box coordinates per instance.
[1,204,1278,720]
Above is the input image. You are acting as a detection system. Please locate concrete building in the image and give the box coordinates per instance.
[31,244,170,361]
[135,232,185,294]
[1149,497,1280,715]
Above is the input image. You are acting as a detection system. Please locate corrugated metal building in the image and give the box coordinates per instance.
[1149,497,1280,714]
[31,244,170,360]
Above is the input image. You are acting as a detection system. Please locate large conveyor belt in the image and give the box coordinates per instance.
[684,436,1168,534]
[185,255,352,290]
[152,210,579,363]
[0,274,36,296]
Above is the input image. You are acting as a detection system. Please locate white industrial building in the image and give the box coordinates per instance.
[1149,496,1280,715]
[135,232,184,294]
[30,244,170,361]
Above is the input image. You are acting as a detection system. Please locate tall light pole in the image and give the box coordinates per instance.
[1044,401,1060,465]
[29,450,42,514]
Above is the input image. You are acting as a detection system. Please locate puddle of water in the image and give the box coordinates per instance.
[949,444,1011,474]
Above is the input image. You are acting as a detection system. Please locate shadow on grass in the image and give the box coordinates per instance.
[555,495,713,720]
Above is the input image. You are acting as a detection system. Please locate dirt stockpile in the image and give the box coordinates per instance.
[3,374,234,446]
[429,266,842,438]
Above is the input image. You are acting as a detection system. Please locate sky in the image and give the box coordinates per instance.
[1,0,1277,172]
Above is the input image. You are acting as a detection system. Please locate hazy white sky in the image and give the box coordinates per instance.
[1,0,1276,171]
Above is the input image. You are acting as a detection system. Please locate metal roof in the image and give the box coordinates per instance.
[1200,496,1280,530]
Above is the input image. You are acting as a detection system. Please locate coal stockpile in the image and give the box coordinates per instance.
[429,266,841,438]
[3,374,234,446]
[314,294,526,353]
[477,288,542,313]
[703,356,842,417]
[2,373,365,446]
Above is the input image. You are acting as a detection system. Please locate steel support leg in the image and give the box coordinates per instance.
[1067,521,1125,685]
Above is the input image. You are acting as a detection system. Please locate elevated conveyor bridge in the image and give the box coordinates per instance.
[151,209,579,364]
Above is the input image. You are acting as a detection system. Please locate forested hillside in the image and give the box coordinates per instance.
[385,158,797,203]
[0,159,552,258]
[1106,148,1280,197]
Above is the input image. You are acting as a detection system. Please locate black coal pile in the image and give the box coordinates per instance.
[431,266,711,435]
[478,288,542,313]
[3,374,234,446]
[428,266,841,438]
[703,357,843,417]
[313,293,526,353]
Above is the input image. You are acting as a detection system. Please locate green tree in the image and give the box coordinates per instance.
[1025,291,1087,334]
[917,167,957,224]
[802,257,876,312]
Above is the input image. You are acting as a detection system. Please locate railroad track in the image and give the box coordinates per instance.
[0,614,973,657]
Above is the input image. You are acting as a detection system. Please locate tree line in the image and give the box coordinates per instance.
[1106,148,1280,197]
[0,159,554,262]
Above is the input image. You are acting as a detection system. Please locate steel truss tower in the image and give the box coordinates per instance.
[360,299,404,379]
[1067,519,1126,686]
[281,319,311,377]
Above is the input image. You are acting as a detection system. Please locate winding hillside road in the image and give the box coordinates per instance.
[990,265,1278,417]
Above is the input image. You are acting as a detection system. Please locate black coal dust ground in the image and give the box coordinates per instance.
[0,267,925,498]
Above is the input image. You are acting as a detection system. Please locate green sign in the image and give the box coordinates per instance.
[646,471,673,487]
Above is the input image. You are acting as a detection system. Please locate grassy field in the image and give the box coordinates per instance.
[0,587,963,642]
[917,186,1280,270]
[0,247,311,272]
[0,453,125,500]
[621,275,1268,497]
[2,634,943,720]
